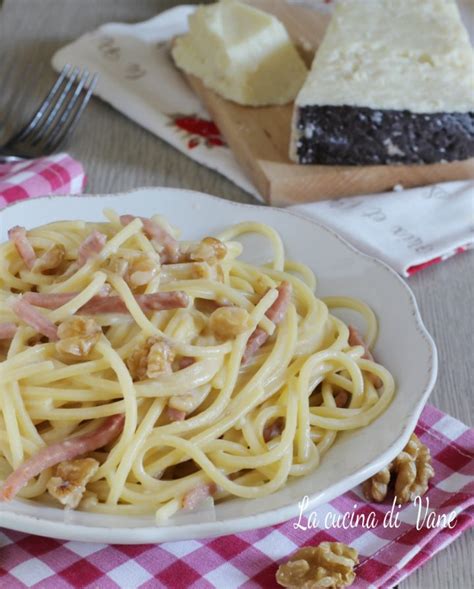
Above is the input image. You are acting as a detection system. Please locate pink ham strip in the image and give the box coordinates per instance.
[11,298,58,341]
[120,215,180,264]
[23,292,80,310]
[263,417,285,443]
[8,226,37,270]
[334,389,349,408]
[80,292,189,314]
[0,414,124,502]
[242,329,268,365]
[23,286,109,310]
[264,282,292,324]
[182,482,217,510]
[167,407,186,422]
[0,322,17,340]
[348,325,383,389]
[242,281,292,365]
[178,356,195,370]
[77,231,107,267]
[23,291,189,314]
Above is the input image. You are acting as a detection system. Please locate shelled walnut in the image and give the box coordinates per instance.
[363,465,391,503]
[128,253,160,287]
[47,458,99,509]
[147,339,175,378]
[56,317,102,358]
[126,336,175,381]
[107,253,160,287]
[276,542,358,589]
[32,243,65,273]
[107,255,129,278]
[209,306,250,339]
[188,236,227,265]
[363,433,435,503]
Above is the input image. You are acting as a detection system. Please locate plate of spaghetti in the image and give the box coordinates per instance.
[0,188,437,543]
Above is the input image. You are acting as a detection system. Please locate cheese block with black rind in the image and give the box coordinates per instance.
[290,0,474,166]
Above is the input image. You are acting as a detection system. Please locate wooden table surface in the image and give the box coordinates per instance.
[0,1,472,587]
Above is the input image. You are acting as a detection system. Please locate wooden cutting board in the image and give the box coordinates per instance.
[181,0,474,205]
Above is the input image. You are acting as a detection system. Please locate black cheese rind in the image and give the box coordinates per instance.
[295,106,474,165]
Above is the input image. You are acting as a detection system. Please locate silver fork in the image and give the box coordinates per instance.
[0,65,98,163]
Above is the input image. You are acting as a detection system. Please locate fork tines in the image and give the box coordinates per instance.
[7,64,98,155]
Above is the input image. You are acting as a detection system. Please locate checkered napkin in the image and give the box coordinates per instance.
[0,404,472,589]
[0,154,86,209]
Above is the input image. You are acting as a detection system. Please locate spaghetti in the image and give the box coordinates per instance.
[0,211,395,519]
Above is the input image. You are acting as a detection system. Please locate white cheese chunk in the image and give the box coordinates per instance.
[172,0,308,106]
[295,0,474,114]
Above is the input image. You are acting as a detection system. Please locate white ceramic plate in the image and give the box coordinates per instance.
[0,188,437,544]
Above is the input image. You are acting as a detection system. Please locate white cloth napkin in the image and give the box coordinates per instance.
[291,182,474,276]
[51,2,474,277]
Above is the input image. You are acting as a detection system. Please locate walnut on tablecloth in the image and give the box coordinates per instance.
[47,458,99,509]
[362,465,391,503]
[276,542,358,589]
[363,433,435,503]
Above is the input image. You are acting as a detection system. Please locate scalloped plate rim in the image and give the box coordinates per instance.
[0,187,438,544]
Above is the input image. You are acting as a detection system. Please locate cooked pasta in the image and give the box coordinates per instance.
[0,211,395,519]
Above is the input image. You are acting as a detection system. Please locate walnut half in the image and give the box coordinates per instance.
[56,317,102,358]
[208,306,250,339]
[107,253,160,287]
[276,542,358,589]
[188,237,227,265]
[362,465,391,503]
[363,433,435,504]
[126,336,175,381]
[32,243,65,274]
[47,458,99,509]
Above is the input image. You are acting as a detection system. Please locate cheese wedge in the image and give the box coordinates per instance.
[172,0,308,107]
[291,0,474,165]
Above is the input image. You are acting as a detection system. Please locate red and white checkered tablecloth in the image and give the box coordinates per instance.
[0,156,472,587]
[0,404,472,589]
[0,154,86,208]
